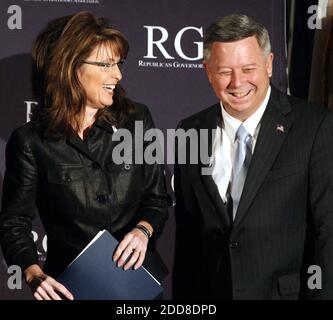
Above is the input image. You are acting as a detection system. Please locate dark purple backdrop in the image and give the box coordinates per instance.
[0,0,286,299]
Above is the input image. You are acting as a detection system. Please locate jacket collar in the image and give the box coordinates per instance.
[66,114,136,165]
[67,133,101,165]
[66,118,114,165]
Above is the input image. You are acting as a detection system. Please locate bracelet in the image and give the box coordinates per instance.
[134,224,152,239]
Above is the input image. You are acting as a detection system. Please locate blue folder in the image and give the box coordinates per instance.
[57,230,163,300]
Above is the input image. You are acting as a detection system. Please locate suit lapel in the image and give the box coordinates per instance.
[197,104,232,228]
[233,87,294,228]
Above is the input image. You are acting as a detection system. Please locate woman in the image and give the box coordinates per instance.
[0,11,168,300]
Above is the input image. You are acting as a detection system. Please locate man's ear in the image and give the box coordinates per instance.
[266,52,274,78]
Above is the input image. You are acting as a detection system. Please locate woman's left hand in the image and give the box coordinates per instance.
[113,228,149,270]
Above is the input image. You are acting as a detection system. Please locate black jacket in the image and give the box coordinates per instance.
[0,103,168,281]
[173,87,333,299]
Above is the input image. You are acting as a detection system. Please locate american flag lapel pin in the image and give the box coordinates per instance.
[276,124,284,133]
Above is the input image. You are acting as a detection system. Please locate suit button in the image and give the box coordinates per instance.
[97,194,108,203]
[229,241,239,249]
[124,164,131,170]
[64,174,71,183]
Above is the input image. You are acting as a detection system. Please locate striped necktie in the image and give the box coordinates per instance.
[230,124,253,219]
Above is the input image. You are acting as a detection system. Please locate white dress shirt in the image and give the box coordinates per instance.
[211,86,271,203]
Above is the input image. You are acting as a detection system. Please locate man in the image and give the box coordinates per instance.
[173,14,333,300]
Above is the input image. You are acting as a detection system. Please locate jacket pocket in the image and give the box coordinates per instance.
[45,164,86,211]
[278,272,301,296]
[106,162,142,205]
[266,162,306,181]
[47,164,85,184]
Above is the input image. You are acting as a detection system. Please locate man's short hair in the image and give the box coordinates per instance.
[203,14,271,60]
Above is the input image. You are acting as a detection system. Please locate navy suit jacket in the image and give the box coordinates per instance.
[173,86,333,299]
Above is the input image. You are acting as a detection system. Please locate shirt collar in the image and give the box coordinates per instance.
[221,85,271,142]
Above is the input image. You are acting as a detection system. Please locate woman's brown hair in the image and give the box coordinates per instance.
[31,11,134,137]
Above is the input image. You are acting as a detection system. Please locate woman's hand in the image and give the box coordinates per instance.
[24,264,74,300]
[113,222,153,271]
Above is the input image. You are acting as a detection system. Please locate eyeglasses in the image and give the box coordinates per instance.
[82,60,124,72]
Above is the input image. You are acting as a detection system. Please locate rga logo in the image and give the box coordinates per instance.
[139,26,204,69]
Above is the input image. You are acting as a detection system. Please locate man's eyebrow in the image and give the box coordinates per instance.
[216,66,232,70]
[215,62,259,70]
[242,63,258,67]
